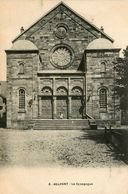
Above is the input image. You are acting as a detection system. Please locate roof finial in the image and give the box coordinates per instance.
[100,26,104,32]
[20,26,24,34]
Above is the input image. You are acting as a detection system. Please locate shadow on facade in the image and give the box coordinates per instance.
[0,96,6,128]
[0,113,6,128]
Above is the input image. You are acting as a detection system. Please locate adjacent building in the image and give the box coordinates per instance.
[0,81,6,127]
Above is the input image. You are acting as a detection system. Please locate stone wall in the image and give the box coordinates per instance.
[6,51,39,128]
[14,4,110,72]
[6,3,120,129]
[86,50,121,123]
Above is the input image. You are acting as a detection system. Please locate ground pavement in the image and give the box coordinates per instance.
[0,128,126,167]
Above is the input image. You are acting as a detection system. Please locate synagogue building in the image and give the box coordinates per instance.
[6,2,121,129]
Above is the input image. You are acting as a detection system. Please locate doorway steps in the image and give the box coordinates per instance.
[27,119,90,130]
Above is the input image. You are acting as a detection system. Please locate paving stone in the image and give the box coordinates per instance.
[0,129,125,167]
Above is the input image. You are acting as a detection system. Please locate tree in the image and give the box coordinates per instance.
[114,46,128,114]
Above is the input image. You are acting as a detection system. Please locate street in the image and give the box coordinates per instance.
[0,129,125,167]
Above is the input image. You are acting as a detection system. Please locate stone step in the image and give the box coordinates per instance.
[34,122,88,126]
[27,119,90,130]
[33,126,89,130]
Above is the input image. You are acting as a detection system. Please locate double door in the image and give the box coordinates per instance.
[40,96,83,119]
[41,96,53,119]
[71,96,83,119]
[56,96,68,119]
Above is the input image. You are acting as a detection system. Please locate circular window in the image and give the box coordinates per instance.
[51,45,74,69]
[55,23,68,39]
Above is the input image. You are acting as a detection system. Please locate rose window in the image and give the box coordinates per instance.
[51,46,73,69]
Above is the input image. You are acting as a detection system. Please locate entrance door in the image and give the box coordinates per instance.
[56,96,68,119]
[71,97,83,119]
[41,96,53,119]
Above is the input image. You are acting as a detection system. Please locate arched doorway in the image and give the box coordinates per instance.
[71,87,84,119]
[40,87,53,119]
[56,87,68,119]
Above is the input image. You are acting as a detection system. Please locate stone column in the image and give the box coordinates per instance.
[38,96,42,118]
[32,96,38,119]
[68,96,72,119]
[53,77,55,94]
[68,77,71,119]
[53,96,56,119]
[53,77,56,119]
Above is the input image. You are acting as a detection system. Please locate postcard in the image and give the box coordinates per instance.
[0,0,128,194]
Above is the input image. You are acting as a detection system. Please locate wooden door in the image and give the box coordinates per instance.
[71,97,83,119]
[41,97,53,119]
[56,97,68,119]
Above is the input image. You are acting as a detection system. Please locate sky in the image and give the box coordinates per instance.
[0,0,128,80]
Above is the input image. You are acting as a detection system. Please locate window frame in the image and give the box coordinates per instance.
[18,62,25,74]
[99,87,107,112]
[18,88,26,112]
[100,61,106,74]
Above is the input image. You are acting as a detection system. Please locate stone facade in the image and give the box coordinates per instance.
[86,50,120,123]
[6,2,121,129]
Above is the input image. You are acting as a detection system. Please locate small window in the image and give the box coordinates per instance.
[99,88,107,109]
[19,63,24,74]
[100,62,106,73]
[19,89,25,109]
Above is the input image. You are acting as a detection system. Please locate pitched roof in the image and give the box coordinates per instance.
[12,2,114,43]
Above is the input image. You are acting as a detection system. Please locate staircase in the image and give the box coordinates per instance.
[27,119,90,130]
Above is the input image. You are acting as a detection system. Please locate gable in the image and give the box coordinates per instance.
[11,2,114,71]
[13,2,113,43]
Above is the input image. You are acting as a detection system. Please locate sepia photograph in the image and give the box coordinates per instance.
[0,0,128,193]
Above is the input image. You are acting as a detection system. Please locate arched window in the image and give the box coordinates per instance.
[99,88,107,109]
[71,86,83,96]
[41,87,52,96]
[100,61,106,73]
[19,89,25,109]
[56,87,67,96]
[19,62,24,74]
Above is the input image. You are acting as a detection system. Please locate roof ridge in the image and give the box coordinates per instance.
[12,2,113,43]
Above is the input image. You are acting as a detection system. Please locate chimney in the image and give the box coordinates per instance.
[20,26,24,34]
